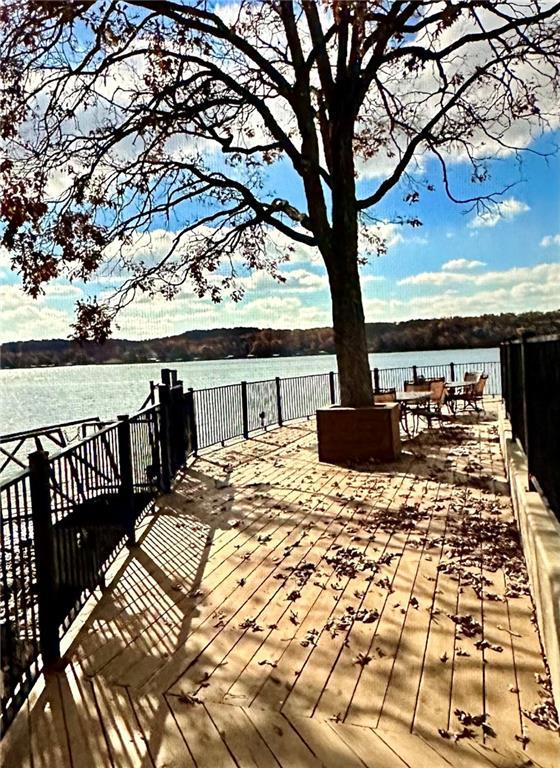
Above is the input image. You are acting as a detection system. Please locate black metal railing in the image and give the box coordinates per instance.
[0,407,162,734]
[501,335,559,522]
[0,357,501,734]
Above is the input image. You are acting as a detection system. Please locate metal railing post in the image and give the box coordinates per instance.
[187,387,198,456]
[373,368,380,393]
[412,365,418,384]
[449,362,455,381]
[28,449,60,664]
[241,381,249,438]
[161,368,172,387]
[519,336,535,491]
[328,371,336,404]
[275,377,283,426]
[158,383,172,492]
[117,415,135,544]
[172,380,186,469]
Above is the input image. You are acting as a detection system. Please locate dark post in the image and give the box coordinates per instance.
[187,387,199,456]
[29,450,60,664]
[158,383,172,492]
[171,381,186,469]
[241,381,249,439]
[500,341,507,402]
[449,362,455,382]
[161,368,172,387]
[170,369,178,386]
[328,371,336,404]
[373,368,380,394]
[149,380,156,405]
[412,365,418,384]
[275,377,283,426]
[117,416,135,544]
[519,336,535,491]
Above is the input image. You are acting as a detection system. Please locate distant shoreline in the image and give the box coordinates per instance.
[1,309,558,369]
[0,344,502,373]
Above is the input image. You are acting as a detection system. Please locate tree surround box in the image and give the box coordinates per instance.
[316,404,401,464]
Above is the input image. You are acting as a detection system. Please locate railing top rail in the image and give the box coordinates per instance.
[129,403,160,419]
[43,420,120,464]
[0,416,105,444]
[0,465,31,491]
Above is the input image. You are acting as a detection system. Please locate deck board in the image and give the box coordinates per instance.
[4,407,559,767]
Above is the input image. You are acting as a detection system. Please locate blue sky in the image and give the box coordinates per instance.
[1,128,559,343]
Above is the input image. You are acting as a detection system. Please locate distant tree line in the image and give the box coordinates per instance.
[1,310,558,369]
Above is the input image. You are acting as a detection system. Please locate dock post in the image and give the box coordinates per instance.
[275,377,283,426]
[241,381,249,439]
[449,362,455,381]
[373,368,380,394]
[29,449,60,664]
[412,365,418,384]
[117,415,135,544]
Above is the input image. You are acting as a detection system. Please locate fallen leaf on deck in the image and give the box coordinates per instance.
[178,692,202,705]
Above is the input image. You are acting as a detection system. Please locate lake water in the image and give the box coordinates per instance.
[0,347,499,436]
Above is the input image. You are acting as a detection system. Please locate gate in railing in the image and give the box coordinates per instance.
[1,358,501,734]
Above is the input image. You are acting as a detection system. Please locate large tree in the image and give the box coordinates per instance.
[1,1,559,405]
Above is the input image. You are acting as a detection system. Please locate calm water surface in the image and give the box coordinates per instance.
[0,347,499,435]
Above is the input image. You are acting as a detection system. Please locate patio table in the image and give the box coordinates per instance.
[395,391,431,437]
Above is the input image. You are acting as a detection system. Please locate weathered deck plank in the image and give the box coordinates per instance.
[4,409,559,767]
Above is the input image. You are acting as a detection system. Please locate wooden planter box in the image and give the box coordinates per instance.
[316,404,401,464]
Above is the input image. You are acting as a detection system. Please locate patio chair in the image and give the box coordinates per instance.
[373,388,397,404]
[403,380,431,392]
[464,371,482,382]
[403,380,433,431]
[464,373,488,411]
[428,378,447,422]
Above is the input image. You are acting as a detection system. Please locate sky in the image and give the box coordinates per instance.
[1,7,559,344]
[1,132,558,343]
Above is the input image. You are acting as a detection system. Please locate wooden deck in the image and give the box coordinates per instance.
[4,405,559,767]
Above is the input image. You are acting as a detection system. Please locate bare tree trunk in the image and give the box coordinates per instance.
[325,111,374,408]
[328,254,374,407]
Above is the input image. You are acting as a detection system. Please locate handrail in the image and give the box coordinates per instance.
[0,416,105,443]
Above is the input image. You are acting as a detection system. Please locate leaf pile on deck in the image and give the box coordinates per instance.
[433,490,530,604]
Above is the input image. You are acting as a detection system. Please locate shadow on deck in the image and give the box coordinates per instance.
[3,406,559,767]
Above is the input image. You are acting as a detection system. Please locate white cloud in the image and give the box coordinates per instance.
[540,234,560,247]
[0,285,74,343]
[113,291,329,339]
[442,258,486,271]
[468,198,530,228]
[399,261,560,288]
[364,280,560,323]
